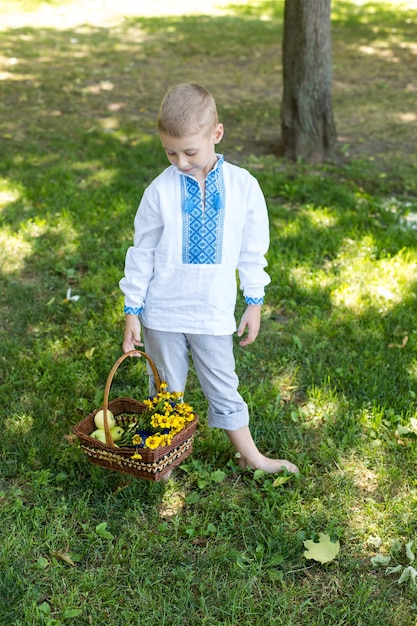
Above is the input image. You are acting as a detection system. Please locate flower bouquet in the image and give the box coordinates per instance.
[73,350,199,481]
[116,382,196,458]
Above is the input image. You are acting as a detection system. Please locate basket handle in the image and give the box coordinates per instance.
[101,350,161,446]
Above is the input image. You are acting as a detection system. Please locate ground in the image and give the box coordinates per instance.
[0,0,416,184]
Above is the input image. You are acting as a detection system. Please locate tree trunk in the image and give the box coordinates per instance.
[281,0,337,163]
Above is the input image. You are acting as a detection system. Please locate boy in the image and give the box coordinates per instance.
[120,83,298,475]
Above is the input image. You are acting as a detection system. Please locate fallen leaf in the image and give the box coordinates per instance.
[386,564,403,575]
[85,347,96,360]
[272,475,293,487]
[52,550,76,566]
[367,535,382,548]
[63,609,83,618]
[303,533,340,564]
[388,336,408,349]
[398,565,417,587]
[396,418,417,438]
[371,554,391,567]
[406,540,415,563]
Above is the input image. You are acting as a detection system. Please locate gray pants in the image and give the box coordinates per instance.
[142,326,249,431]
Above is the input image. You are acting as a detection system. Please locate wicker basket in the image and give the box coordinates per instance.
[73,350,198,481]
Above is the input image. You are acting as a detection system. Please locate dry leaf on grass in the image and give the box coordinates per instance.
[303,533,340,564]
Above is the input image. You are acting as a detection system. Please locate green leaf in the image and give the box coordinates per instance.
[95,522,114,540]
[371,554,391,567]
[406,540,415,563]
[292,334,303,349]
[210,469,226,483]
[386,564,403,575]
[272,475,293,487]
[253,469,266,481]
[55,472,69,483]
[185,491,200,504]
[396,425,417,437]
[62,608,83,618]
[39,602,51,615]
[303,533,340,564]
[397,418,417,437]
[398,565,417,587]
[37,556,50,570]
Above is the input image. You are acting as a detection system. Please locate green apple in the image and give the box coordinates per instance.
[90,429,107,443]
[94,409,116,430]
[110,426,124,442]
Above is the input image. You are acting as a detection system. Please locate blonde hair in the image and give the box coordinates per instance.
[157,83,219,137]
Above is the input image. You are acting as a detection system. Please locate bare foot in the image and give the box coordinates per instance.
[226,427,299,475]
[237,454,299,474]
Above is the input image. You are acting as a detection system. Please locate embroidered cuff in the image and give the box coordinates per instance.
[245,297,264,305]
[124,306,143,315]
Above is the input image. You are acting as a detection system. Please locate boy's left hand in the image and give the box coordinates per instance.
[237,305,262,347]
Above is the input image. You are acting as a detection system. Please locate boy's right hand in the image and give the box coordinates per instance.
[122,314,143,353]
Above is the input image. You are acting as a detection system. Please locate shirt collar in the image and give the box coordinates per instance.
[174,154,224,179]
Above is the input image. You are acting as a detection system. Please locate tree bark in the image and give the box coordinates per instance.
[281,0,337,163]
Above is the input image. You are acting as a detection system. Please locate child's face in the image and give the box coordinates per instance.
[159,124,224,182]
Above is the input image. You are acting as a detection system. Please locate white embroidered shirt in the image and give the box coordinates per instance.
[119,156,271,335]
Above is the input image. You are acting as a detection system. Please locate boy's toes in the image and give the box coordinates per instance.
[279,460,299,474]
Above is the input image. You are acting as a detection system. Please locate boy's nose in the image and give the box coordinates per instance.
[177,154,189,169]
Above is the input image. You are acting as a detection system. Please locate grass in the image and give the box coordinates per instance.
[1,0,417,624]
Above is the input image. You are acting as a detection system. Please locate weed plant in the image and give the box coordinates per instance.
[1,1,417,624]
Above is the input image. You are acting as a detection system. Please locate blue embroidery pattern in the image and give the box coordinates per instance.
[181,160,225,265]
[124,306,143,315]
[245,297,264,305]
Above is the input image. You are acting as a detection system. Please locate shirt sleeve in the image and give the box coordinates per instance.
[237,177,271,303]
[119,189,163,313]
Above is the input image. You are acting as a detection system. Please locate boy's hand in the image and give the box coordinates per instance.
[123,314,143,353]
[237,305,262,347]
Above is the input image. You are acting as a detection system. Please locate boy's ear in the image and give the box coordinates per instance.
[213,123,224,144]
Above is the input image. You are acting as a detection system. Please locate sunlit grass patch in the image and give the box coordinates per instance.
[331,242,417,313]
[0,178,21,208]
[299,385,343,428]
[0,228,33,273]
[5,412,34,436]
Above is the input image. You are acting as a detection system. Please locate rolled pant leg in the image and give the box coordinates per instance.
[142,327,249,431]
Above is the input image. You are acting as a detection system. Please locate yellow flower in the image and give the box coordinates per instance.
[150,413,164,428]
[145,434,162,449]
[158,415,171,428]
[169,417,186,433]
[131,452,142,460]
[132,434,143,445]
[158,434,172,447]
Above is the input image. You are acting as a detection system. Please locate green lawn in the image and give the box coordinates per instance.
[1,1,417,624]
